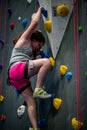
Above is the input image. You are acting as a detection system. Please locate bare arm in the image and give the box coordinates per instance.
[22,7,42,39]
[15,7,42,48]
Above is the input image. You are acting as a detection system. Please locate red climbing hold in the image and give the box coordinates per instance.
[0,114,6,121]
[10,22,15,30]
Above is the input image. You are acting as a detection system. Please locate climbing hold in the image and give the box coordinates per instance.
[31,13,36,20]
[50,94,55,101]
[39,50,55,66]
[71,117,83,130]
[12,32,23,44]
[23,101,27,106]
[53,98,62,110]
[17,105,26,117]
[65,72,72,80]
[0,95,4,103]
[0,64,3,70]
[40,50,49,58]
[18,16,21,21]
[44,20,52,33]
[56,4,69,17]
[78,25,83,32]
[41,7,48,18]
[8,8,12,16]
[0,39,4,47]
[85,71,87,76]
[22,18,28,28]
[38,118,46,128]
[27,0,32,4]
[12,38,16,44]
[10,22,15,30]
[16,89,20,96]
[0,114,6,121]
[49,57,55,67]
[59,65,68,75]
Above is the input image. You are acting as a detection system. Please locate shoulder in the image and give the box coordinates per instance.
[15,38,31,48]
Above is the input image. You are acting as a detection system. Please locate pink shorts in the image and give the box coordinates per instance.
[9,62,30,92]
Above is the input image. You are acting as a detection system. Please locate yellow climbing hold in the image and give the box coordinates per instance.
[44,20,52,33]
[53,98,62,110]
[71,117,83,130]
[49,57,55,67]
[60,65,68,75]
[0,95,4,102]
[56,4,69,17]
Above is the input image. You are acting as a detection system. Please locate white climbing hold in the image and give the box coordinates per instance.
[31,13,36,20]
[18,16,21,21]
[17,105,25,117]
[27,0,32,4]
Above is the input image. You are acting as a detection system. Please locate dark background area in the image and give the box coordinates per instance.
[0,0,87,130]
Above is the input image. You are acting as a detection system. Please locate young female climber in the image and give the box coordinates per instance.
[8,7,52,130]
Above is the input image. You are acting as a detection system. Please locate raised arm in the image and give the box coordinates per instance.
[15,7,42,48]
[22,7,42,39]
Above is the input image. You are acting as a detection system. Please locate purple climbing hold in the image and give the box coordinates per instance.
[0,64,3,70]
[8,8,12,16]
[22,18,28,28]
[0,39,4,47]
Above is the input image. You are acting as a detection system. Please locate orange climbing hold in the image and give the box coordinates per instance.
[53,98,62,110]
[60,65,68,75]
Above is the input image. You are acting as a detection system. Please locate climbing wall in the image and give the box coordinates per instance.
[38,0,73,59]
[78,0,87,129]
[0,0,87,130]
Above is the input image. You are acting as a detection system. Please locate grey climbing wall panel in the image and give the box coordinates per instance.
[38,0,73,59]
[0,0,87,130]
[78,0,87,129]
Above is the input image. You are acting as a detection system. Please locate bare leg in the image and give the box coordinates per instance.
[28,58,51,88]
[21,86,38,128]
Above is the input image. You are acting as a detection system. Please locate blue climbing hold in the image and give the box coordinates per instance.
[40,50,49,58]
[16,89,20,95]
[41,8,48,18]
[65,72,72,80]
[22,18,28,28]
[38,118,46,128]
[50,94,55,101]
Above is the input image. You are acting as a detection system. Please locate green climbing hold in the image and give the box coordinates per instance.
[85,71,87,76]
[78,26,83,31]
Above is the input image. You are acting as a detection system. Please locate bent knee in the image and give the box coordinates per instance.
[43,58,52,66]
